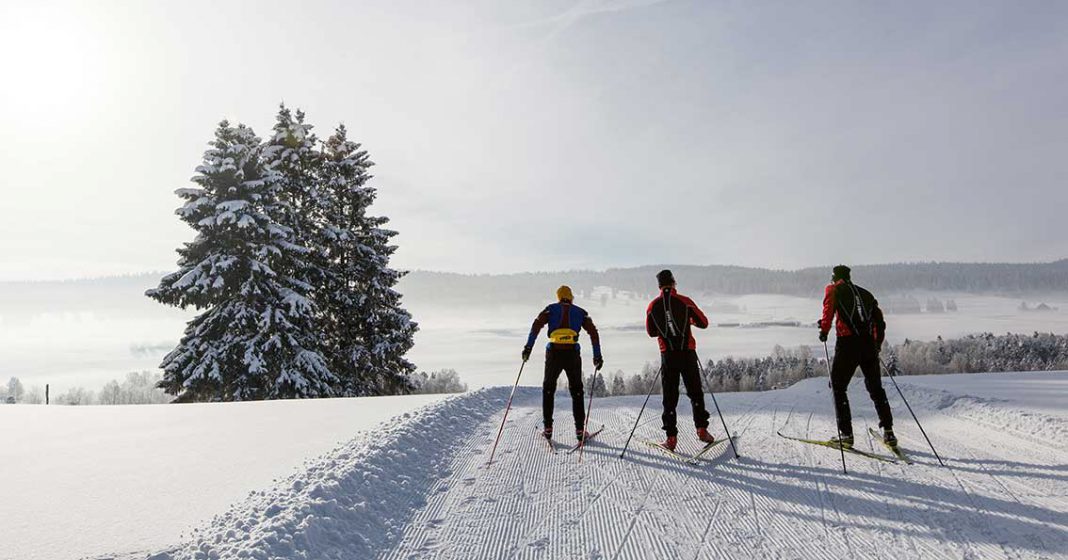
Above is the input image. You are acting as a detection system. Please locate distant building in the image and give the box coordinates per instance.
[1020,302,1059,312]
[884,295,923,314]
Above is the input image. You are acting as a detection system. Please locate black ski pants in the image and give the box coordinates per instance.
[831,336,894,436]
[661,349,711,437]
[543,348,585,432]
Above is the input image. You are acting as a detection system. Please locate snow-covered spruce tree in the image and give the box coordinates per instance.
[319,124,418,395]
[148,119,337,401]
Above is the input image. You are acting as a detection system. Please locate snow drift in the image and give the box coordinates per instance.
[148,387,517,560]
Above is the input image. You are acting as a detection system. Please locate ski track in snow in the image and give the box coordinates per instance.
[131,374,1067,560]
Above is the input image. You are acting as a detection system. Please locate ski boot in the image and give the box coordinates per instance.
[661,435,678,452]
[542,426,553,439]
[575,429,589,442]
[831,434,854,449]
[696,427,716,444]
[882,428,898,447]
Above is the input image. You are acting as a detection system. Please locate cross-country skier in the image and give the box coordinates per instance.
[646,270,715,451]
[818,265,896,448]
[523,286,603,442]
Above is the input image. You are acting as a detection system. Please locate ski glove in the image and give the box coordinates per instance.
[593,356,604,370]
[818,331,828,342]
[522,346,532,362]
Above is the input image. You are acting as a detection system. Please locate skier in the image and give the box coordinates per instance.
[646,270,715,451]
[818,265,896,448]
[523,286,604,442]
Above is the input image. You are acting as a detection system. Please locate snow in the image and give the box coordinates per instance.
[0,394,446,560]
[890,371,1067,416]
[4,371,1061,559]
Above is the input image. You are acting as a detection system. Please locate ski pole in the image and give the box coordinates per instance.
[824,340,848,474]
[619,365,663,459]
[879,358,946,467]
[487,359,527,466]
[578,363,600,463]
[696,354,740,459]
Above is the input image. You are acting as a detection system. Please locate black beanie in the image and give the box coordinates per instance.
[832,265,851,281]
[657,269,675,288]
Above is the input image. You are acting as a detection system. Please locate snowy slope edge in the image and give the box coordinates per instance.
[894,380,1068,451]
[142,386,522,560]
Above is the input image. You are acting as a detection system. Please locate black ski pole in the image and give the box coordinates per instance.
[487,359,527,466]
[880,358,946,467]
[619,366,663,459]
[578,363,600,463]
[696,354,740,459]
[824,340,848,474]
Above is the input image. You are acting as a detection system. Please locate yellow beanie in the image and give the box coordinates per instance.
[556,285,574,302]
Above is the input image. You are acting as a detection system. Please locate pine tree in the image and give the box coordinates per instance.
[610,370,626,396]
[319,124,417,395]
[148,119,336,401]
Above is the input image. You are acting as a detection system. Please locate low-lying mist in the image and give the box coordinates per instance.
[1,270,1067,396]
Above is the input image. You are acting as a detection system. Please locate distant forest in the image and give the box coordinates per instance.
[2,260,1066,312]
[400,260,1068,304]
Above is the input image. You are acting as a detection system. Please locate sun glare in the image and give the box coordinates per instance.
[0,3,113,130]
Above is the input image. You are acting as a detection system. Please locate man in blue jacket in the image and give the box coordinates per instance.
[523,285,604,441]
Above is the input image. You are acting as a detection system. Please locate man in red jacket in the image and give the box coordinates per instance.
[819,265,895,448]
[646,269,715,451]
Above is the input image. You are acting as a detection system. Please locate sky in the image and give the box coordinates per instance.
[0,0,1065,280]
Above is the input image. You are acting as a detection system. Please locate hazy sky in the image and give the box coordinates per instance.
[1,0,1065,280]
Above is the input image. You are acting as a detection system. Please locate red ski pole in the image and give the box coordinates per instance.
[487,359,527,466]
[578,364,601,463]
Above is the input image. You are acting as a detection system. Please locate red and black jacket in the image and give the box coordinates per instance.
[646,288,709,353]
[819,280,886,344]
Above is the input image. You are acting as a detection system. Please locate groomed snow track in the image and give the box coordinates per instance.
[148,374,1068,560]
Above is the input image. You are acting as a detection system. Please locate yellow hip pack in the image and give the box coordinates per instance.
[549,328,579,344]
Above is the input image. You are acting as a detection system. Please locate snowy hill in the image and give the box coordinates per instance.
[4,372,1066,560]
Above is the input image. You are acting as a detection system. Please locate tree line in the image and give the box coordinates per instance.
[574,332,1068,396]
[0,367,468,406]
[400,260,1068,305]
[0,372,171,405]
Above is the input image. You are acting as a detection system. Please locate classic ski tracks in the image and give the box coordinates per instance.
[382,386,1066,560]
[803,411,857,558]
[609,471,663,560]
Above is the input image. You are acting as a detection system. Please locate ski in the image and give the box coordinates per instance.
[540,431,557,454]
[566,425,605,454]
[687,435,735,464]
[869,427,913,464]
[777,431,897,463]
[639,438,697,464]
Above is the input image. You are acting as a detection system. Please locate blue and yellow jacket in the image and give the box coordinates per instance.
[525,302,602,358]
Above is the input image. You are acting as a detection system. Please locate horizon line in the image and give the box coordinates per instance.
[2,257,1065,284]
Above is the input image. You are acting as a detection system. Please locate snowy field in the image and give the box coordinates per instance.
[4,371,1062,559]
[0,394,447,560]
[4,290,1068,393]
